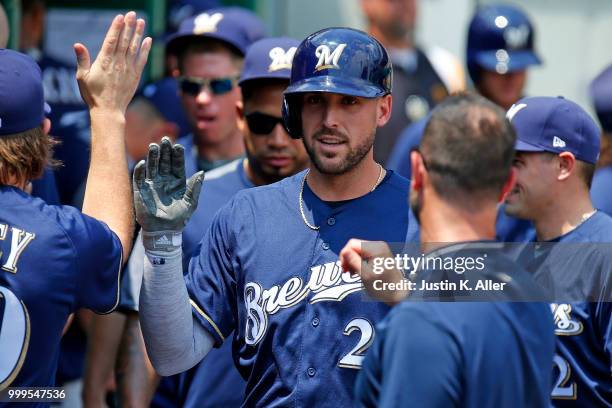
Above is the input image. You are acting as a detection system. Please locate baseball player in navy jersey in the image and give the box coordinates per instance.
[0,11,149,403]
[136,27,418,406]
[167,7,265,174]
[505,96,612,407]
[342,93,555,408]
[111,37,309,408]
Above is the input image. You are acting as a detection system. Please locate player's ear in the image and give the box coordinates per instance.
[42,118,51,135]
[557,152,575,181]
[499,167,516,203]
[236,100,246,134]
[376,94,392,127]
[410,149,425,192]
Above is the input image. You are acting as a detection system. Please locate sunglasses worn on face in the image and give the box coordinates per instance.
[178,76,238,96]
[245,112,284,135]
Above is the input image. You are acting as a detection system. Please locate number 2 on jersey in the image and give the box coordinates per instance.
[338,318,374,369]
[0,286,30,390]
[552,354,576,399]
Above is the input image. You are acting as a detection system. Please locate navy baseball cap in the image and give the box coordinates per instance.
[141,78,190,137]
[467,4,541,78]
[239,37,300,86]
[507,96,601,164]
[166,7,266,57]
[590,65,612,133]
[0,49,45,136]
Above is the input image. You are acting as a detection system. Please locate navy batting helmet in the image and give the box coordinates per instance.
[466,4,542,84]
[282,27,392,138]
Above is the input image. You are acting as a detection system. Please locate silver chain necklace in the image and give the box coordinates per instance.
[299,163,385,231]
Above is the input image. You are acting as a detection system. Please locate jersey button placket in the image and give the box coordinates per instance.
[311,317,320,327]
[307,367,316,377]
[321,242,330,250]
[327,217,336,226]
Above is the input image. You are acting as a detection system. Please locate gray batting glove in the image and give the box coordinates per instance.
[133,137,205,252]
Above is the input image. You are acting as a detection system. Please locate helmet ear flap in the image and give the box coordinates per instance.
[282,95,303,139]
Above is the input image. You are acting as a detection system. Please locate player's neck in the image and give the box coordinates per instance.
[534,194,595,241]
[196,129,244,162]
[306,157,383,201]
[419,194,497,244]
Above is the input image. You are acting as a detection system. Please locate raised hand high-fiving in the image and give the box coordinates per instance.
[74,11,151,113]
[134,138,205,252]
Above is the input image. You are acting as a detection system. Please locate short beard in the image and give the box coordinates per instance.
[303,126,375,175]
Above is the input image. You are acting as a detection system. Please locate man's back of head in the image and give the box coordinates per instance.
[420,93,516,206]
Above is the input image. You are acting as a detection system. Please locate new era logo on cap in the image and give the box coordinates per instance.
[552,136,566,148]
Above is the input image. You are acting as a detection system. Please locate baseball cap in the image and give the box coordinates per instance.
[141,78,190,137]
[166,7,266,57]
[467,4,542,76]
[589,65,612,133]
[0,49,45,136]
[239,37,300,86]
[507,96,601,164]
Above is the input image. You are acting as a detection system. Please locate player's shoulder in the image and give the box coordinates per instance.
[2,186,111,242]
[205,158,243,181]
[566,210,612,242]
[420,45,466,94]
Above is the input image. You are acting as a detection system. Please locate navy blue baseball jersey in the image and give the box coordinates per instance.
[356,242,555,408]
[0,186,122,403]
[521,211,612,407]
[185,170,415,406]
[591,165,612,217]
[153,159,251,408]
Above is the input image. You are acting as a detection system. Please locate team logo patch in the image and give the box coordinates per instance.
[551,303,583,335]
[244,261,362,345]
[268,47,297,72]
[552,136,566,148]
[193,13,223,34]
[504,24,529,49]
[314,44,347,72]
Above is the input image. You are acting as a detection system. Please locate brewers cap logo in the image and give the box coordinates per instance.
[504,24,529,49]
[268,47,297,72]
[193,13,224,34]
[314,44,347,72]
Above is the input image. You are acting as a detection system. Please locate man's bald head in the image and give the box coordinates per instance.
[0,3,9,48]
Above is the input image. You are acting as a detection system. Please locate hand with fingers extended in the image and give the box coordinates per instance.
[74,11,151,113]
[133,137,205,252]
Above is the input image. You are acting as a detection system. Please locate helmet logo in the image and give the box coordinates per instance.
[193,13,224,34]
[268,47,297,72]
[503,24,529,49]
[314,44,347,72]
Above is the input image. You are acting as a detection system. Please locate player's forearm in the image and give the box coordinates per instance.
[139,249,213,376]
[82,312,127,407]
[116,313,160,408]
[82,108,134,261]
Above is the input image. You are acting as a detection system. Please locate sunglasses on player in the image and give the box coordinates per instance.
[178,76,239,96]
[245,112,285,135]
